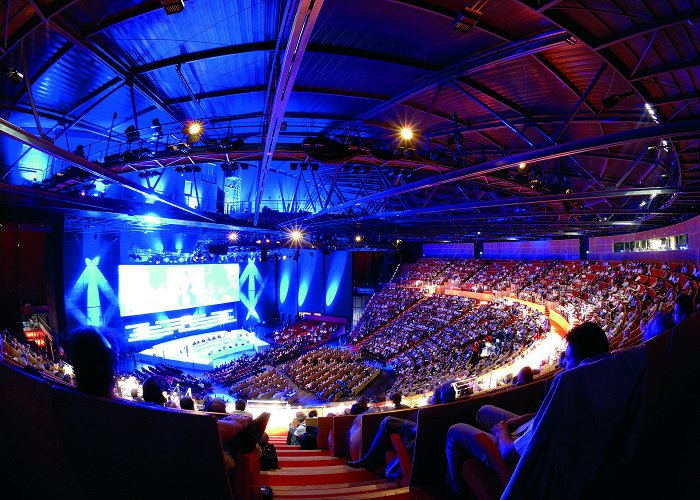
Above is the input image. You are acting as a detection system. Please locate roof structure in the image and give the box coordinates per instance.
[1,0,699,243]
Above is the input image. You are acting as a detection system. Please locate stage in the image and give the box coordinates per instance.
[137,329,269,371]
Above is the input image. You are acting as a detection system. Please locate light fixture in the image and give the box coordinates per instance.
[601,90,635,109]
[645,102,660,123]
[161,0,185,15]
[290,229,303,243]
[451,4,483,33]
[400,127,414,141]
[183,121,204,143]
[1,65,23,84]
[354,235,362,243]
[228,232,239,242]
[518,162,527,170]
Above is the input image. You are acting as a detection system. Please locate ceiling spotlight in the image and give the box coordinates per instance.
[1,65,23,84]
[601,90,635,109]
[400,127,414,141]
[518,162,527,170]
[451,5,482,33]
[354,235,362,243]
[183,121,204,143]
[290,229,303,243]
[228,232,239,242]
[161,0,185,15]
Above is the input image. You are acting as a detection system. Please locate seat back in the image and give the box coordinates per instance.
[0,362,82,497]
[359,408,416,457]
[330,415,356,458]
[49,385,232,498]
[316,416,332,450]
[410,377,549,488]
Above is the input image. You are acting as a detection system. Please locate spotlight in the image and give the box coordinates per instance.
[183,121,204,143]
[518,162,527,170]
[290,229,303,243]
[400,127,413,141]
[601,90,634,109]
[354,235,362,243]
[161,0,185,15]
[451,5,482,33]
[228,232,239,242]
[2,66,23,84]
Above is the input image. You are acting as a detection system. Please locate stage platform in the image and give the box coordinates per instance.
[137,329,268,371]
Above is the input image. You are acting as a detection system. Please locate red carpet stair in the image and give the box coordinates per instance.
[262,436,433,499]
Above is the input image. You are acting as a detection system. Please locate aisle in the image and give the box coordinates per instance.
[262,435,433,499]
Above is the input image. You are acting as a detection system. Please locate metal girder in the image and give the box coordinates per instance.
[0,0,78,59]
[20,41,44,136]
[53,78,124,141]
[592,9,700,50]
[630,57,700,82]
[354,186,700,220]
[304,118,700,218]
[86,1,162,37]
[532,54,598,115]
[13,42,73,105]
[552,62,607,142]
[45,18,179,122]
[384,208,696,220]
[0,118,213,221]
[385,0,512,41]
[132,42,277,75]
[354,29,570,122]
[254,0,325,225]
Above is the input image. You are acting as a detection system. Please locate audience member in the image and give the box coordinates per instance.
[390,392,410,410]
[445,322,610,495]
[66,328,116,398]
[179,396,195,411]
[642,311,675,342]
[674,293,693,325]
[142,376,166,406]
[232,399,253,418]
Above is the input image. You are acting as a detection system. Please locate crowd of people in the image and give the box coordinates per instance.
[388,299,549,397]
[270,319,341,347]
[229,346,379,403]
[355,294,473,360]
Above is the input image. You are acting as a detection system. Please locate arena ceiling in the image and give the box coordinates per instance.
[1,0,700,242]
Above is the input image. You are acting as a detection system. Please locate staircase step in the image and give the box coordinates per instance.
[261,465,378,486]
[274,487,415,499]
[271,479,388,491]
[275,449,328,456]
[272,481,397,498]
[277,456,345,467]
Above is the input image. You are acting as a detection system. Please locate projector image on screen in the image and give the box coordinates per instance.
[118,263,240,317]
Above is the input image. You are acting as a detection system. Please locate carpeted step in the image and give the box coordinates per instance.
[273,486,414,499]
[275,449,328,457]
[272,481,397,498]
[277,455,345,467]
[261,465,379,486]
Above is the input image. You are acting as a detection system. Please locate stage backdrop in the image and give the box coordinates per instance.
[277,250,352,322]
[62,228,276,351]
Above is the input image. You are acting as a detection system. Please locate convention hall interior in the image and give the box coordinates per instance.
[1,0,699,498]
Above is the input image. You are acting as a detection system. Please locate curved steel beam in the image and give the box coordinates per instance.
[304,118,700,218]
[0,118,213,221]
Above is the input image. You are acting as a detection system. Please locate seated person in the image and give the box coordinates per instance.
[142,377,166,406]
[673,293,693,325]
[179,396,195,411]
[66,328,117,398]
[446,322,610,495]
[287,411,307,445]
[390,391,410,410]
[346,382,456,470]
[641,311,675,342]
[231,399,253,418]
[513,366,533,387]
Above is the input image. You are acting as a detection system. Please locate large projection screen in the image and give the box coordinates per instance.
[118,264,240,317]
